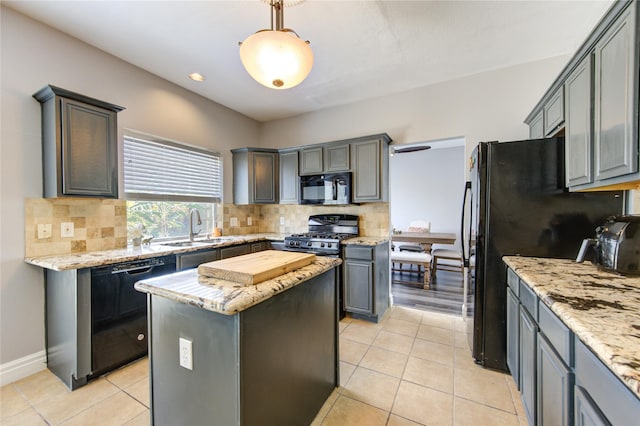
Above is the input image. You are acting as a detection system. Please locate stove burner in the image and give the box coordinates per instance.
[284,214,360,256]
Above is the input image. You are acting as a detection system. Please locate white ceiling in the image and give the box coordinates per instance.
[5,0,614,122]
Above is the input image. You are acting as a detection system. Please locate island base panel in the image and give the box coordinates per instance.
[148,268,338,426]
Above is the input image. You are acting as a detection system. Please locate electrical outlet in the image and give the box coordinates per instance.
[230,217,238,227]
[61,222,74,238]
[280,216,285,226]
[247,217,252,226]
[37,224,52,239]
[179,337,193,370]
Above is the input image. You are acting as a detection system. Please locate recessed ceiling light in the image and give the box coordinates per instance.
[188,73,205,82]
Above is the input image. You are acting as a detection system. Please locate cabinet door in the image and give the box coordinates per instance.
[520,307,537,426]
[324,144,350,172]
[344,260,373,314]
[593,6,637,181]
[220,244,250,259]
[252,152,277,204]
[279,151,299,204]
[351,139,382,202]
[300,147,323,175]
[537,333,573,426]
[529,110,544,139]
[575,386,610,426]
[544,87,565,136]
[60,98,118,197]
[506,287,520,389]
[565,56,593,187]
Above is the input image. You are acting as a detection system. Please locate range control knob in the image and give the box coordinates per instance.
[307,241,312,247]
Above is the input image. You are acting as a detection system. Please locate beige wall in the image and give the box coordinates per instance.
[258,56,570,160]
[0,5,582,373]
[1,7,259,366]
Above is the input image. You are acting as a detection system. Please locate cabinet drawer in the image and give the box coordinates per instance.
[575,338,640,425]
[344,245,373,261]
[519,280,538,319]
[538,301,573,366]
[507,268,519,296]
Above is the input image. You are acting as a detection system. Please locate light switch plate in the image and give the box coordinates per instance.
[247,217,252,226]
[230,217,238,227]
[280,216,285,226]
[37,224,52,239]
[61,222,74,238]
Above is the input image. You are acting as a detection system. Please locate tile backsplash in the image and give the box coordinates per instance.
[25,198,127,257]
[24,199,390,257]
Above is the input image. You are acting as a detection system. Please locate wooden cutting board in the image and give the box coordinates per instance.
[197,250,316,286]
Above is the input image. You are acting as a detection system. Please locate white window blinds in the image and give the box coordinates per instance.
[123,135,222,202]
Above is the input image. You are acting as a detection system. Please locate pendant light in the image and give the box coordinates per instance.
[239,0,313,89]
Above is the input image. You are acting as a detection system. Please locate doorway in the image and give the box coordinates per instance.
[389,137,467,316]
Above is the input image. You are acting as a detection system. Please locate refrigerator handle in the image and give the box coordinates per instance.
[461,181,472,267]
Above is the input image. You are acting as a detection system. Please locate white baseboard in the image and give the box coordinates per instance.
[0,351,47,386]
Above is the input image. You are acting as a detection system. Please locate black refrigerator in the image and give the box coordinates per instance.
[461,137,624,372]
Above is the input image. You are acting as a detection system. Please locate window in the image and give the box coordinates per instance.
[123,133,222,241]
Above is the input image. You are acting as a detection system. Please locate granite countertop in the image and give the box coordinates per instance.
[342,236,389,246]
[503,256,640,399]
[134,256,342,315]
[25,233,286,271]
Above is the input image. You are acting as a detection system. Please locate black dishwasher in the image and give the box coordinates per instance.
[90,255,175,377]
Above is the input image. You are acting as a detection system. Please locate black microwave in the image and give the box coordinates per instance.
[300,172,352,205]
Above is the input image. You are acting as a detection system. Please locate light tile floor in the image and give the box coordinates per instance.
[0,306,526,425]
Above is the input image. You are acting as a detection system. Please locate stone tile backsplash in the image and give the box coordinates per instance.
[24,198,390,257]
[25,198,128,257]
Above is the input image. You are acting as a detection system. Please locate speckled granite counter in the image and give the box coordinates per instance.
[134,256,341,315]
[503,256,640,399]
[25,233,286,271]
[342,236,388,246]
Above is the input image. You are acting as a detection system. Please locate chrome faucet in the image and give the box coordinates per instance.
[189,209,202,241]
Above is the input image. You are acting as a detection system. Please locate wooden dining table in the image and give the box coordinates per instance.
[391,232,457,286]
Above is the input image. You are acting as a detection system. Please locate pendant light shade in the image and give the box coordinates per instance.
[239,1,313,89]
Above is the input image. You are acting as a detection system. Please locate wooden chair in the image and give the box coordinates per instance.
[430,248,463,281]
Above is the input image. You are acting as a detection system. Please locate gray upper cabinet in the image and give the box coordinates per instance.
[232,148,278,205]
[526,0,640,191]
[529,110,544,139]
[279,149,299,204]
[324,143,350,172]
[565,55,593,187]
[593,4,637,182]
[351,134,391,203]
[33,85,124,198]
[544,86,565,136]
[299,147,323,175]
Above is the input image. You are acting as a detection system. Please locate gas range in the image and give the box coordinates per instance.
[284,214,359,256]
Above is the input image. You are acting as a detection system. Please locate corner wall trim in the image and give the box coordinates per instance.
[0,351,47,386]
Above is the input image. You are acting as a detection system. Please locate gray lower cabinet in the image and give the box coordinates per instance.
[351,135,391,203]
[574,338,640,426]
[220,244,251,259]
[33,85,124,198]
[343,242,389,322]
[507,266,640,426]
[279,149,299,204]
[506,287,520,389]
[232,148,278,204]
[565,55,593,187]
[176,249,219,271]
[537,333,574,426]
[519,305,538,426]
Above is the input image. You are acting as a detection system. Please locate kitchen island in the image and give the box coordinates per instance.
[134,255,342,426]
[503,256,640,425]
